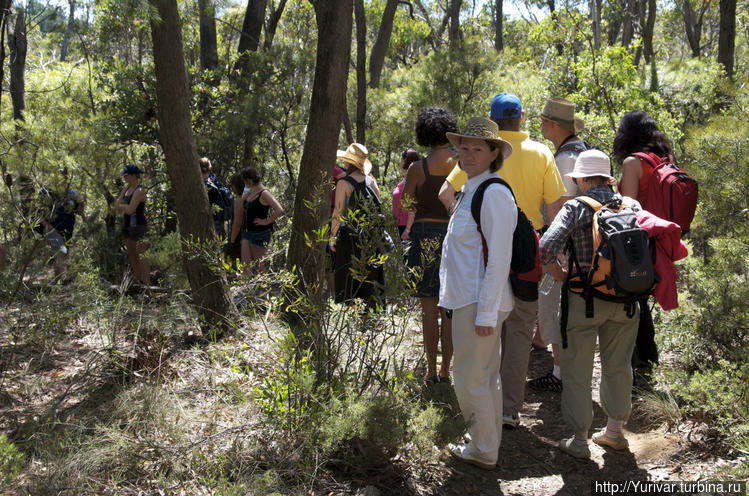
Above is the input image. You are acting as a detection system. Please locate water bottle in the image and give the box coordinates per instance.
[539,272,555,295]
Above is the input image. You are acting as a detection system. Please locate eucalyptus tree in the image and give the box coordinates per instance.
[717,0,736,78]
[148,0,234,329]
[286,0,352,295]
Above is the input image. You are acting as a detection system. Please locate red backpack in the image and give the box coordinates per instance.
[633,152,698,235]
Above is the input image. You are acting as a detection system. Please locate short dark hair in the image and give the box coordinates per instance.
[241,166,260,185]
[415,106,458,148]
[612,110,672,162]
[492,116,522,131]
[401,148,420,170]
[230,173,244,195]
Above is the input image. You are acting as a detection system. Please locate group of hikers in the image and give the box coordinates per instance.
[4,90,697,471]
[329,94,693,469]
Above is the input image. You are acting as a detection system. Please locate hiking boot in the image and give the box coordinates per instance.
[558,438,591,459]
[502,414,518,429]
[592,430,629,450]
[449,443,496,470]
[528,371,563,393]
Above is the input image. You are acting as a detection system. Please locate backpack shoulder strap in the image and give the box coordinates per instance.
[470,177,514,227]
[575,195,602,211]
[341,175,359,189]
[631,152,661,170]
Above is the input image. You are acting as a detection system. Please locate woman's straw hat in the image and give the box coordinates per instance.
[540,97,585,134]
[445,117,513,159]
[337,143,372,175]
[566,150,616,184]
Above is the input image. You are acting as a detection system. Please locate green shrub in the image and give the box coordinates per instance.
[0,435,25,486]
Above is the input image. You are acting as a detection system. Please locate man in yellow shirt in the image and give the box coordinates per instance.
[438,92,566,428]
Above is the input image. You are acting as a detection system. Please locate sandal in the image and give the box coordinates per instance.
[527,371,563,393]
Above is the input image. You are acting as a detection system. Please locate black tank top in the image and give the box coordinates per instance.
[415,156,449,221]
[243,189,272,232]
[123,186,147,227]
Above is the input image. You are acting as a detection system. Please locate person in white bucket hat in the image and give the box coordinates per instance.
[538,149,641,459]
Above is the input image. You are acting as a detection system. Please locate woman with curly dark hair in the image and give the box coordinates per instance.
[612,110,673,371]
[402,106,458,384]
[612,110,673,203]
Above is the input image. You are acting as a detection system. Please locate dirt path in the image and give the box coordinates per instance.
[436,348,696,496]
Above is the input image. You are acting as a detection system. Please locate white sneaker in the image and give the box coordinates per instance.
[449,443,496,470]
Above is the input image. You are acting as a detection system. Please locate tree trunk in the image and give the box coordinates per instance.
[621,0,638,47]
[641,0,656,63]
[61,0,74,62]
[368,0,398,88]
[263,0,287,50]
[717,0,736,79]
[494,0,503,51]
[7,7,25,121]
[681,0,704,57]
[354,0,366,146]
[285,0,352,294]
[198,0,219,75]
[235,0,266,73]
[148,0,233,329]
[590,0,601,49]
[448,0,461,46]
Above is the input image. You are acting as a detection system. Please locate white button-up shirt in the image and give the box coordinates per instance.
[439,169,516,327]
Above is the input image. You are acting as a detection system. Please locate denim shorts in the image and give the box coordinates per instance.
[242,229,272,248]
[406,221,448,298]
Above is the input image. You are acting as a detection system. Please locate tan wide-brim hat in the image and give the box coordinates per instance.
[566,150,616,184]
[540,97,585,134]
[337,143,372,175]
[445,117,513,159]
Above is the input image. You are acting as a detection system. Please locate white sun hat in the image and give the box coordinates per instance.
[566,149,616,184]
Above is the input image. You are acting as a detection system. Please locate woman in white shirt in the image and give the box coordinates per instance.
[439,117,515,470]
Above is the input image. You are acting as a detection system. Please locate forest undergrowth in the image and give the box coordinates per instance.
[0,249,746,495]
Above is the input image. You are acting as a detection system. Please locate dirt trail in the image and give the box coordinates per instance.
[437,348,693,496]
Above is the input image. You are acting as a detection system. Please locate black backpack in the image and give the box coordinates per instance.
[560,196,656,347]
[469,177,542,301]
[341,175,393,253]
[207,179,234,223]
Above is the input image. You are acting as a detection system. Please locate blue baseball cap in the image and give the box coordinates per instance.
[122,164,143,176]
[489,92,522,120]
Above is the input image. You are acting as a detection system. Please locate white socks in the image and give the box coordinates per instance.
[605,418,624,438]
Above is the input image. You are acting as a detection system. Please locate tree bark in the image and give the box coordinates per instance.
[198,0,219,75]
[368,0,398,88]
[61,0,74,62]
[590,0,601,49]
[448,0,461,46]
[263,0,287,50]
[641,0,656,63]
[235,0,266,73]
[285,0,352,294]
[494,0,503,51]
[354,0,366,146]
[717,0,736,79]
[7,6,25,121]
[680,0,707,57]
[148,0,234,329]
[621,0,638,47]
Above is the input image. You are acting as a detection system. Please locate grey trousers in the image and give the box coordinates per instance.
[500,297,538,418]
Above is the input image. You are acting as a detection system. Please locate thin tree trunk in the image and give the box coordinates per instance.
[61,0,74,62]
[448,0,461,46]
[717,0,736,79]
[641,0,656,63]
[285,0,352,295]
[368,0,398,88]
[235,0,266,73]
[198,0,219,76]
[148,0,233,330]
[590,0,601,49]
[681,0,704,57]
[262,0,287,50]
[494,0,503,51]
[7,7,25,121]
[354,0,366,146]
